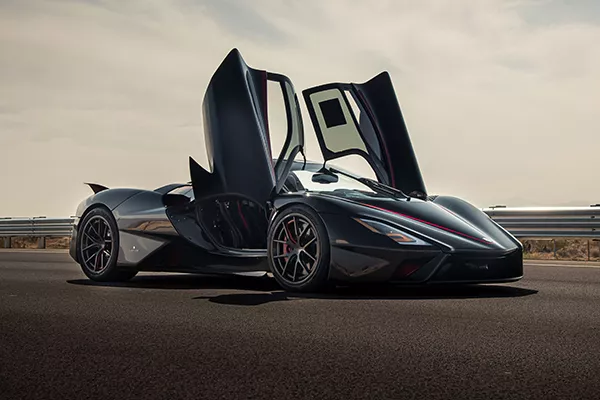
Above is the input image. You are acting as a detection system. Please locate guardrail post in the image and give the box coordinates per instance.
[553,239,556,259]
[3,237,10,248]
[588,240,591,261]
[37,237,46,249]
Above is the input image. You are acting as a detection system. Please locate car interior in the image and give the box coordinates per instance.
[192,168,312,250]
[196,194,269,250]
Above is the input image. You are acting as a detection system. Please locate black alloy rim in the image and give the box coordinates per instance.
[81,216,113,274]
[271,213,320,284]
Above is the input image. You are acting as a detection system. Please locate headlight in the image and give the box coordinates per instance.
[353,218,431,246]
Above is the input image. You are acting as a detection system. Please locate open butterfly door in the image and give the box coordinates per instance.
[302,72,427,198]
[181,49,305,253]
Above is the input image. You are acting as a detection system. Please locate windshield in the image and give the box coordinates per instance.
[291,170,396,200]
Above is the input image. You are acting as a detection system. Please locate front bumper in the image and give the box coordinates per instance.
[328,245,523,284]
[425,248,523,284]
[321,212,523,285]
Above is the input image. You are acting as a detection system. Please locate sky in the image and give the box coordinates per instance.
[1,0,599,217]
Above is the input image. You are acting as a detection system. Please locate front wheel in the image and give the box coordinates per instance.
[77,207,137,282]
[267,205,330,292]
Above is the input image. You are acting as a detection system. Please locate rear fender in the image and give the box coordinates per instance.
[75,189,144,218]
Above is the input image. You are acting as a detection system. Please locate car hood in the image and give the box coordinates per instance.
[320,192,519,253]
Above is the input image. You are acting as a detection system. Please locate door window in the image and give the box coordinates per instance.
[303,84,389,184]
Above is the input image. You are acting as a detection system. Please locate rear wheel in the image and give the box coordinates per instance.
[77,207,137,282]
[267,205,330,292]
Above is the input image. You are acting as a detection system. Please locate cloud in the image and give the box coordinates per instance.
[1,0,599,216]
[197,0,291,44]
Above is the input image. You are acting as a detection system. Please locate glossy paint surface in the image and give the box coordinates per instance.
[68,49,522,285]
[69,160,522,283]
[272,188,522,283]
[198,49,304,207]
[200,49,275,206]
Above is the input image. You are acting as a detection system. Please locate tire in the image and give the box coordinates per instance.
[77,207,138,282]
[267,205,330,292]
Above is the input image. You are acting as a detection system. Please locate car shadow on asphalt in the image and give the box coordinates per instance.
[67,274,538,306]
[193,284,538,306]
[67,273,279,292]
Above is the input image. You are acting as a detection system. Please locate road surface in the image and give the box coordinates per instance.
[1,250,599,399]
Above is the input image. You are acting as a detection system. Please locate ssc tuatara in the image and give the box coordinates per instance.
[69,49,523,292]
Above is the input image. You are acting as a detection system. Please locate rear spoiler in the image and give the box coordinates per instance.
[85,182,109,194]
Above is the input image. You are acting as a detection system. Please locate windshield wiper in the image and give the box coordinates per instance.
[329,167,408,199]
[361,177,408,198]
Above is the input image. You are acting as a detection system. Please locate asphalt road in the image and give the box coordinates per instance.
[1,251,600,400]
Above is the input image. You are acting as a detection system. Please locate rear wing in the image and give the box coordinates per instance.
[84,182,108,194]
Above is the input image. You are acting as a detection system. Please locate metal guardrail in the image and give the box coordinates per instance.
[0,217,74,248]
[0,205,599,248]
[484,206,600,239]
[0,217,74,237]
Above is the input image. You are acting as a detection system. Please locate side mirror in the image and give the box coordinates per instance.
[311,168,339,184]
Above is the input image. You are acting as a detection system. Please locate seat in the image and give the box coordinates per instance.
[197,195,268,249]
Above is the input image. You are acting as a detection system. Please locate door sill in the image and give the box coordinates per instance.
[212,247,268,258]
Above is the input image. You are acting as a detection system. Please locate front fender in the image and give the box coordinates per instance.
[271,192,364,218]
[431,195,522,250]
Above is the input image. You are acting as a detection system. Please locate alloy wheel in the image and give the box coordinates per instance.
[80,215,114,274]
[271,213,320,284]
